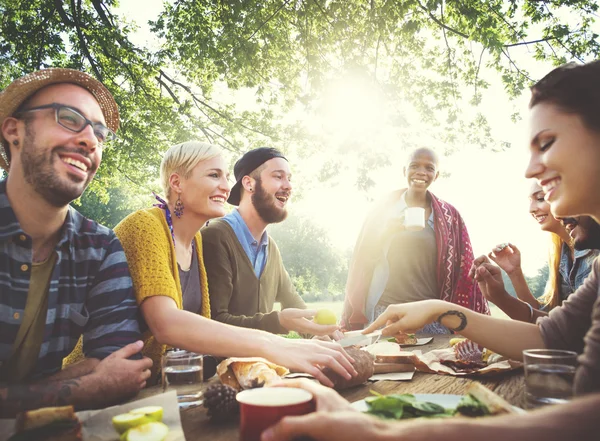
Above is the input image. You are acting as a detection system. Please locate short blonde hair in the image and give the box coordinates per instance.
[160,141,222,199]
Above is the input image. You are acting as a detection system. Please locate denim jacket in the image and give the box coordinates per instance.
[559,243,600,302]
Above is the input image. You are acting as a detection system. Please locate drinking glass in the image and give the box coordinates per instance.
[162,350,204,409]
[523,349,577,408]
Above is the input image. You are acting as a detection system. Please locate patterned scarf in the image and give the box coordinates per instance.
[342,189,489,330]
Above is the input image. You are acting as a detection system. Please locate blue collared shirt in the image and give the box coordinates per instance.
[0,179,141,380]
[222,209,269,277]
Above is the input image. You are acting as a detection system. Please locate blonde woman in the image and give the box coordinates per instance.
[472,181,598,322]
[115,141,355,386]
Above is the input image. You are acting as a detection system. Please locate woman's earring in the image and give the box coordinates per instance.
[12,140,18,146]
[174,194,184,218]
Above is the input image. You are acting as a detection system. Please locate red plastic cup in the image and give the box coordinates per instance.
[236,387,315,441]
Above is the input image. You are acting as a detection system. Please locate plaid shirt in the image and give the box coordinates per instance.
[0,179,141,380]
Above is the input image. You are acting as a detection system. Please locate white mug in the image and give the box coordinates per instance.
[404,207,426,231]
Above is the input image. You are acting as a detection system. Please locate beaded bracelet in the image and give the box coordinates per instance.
[524,301,534,323]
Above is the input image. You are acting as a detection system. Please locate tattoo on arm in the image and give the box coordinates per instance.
[0,378,82,418]
[436,310,468,332]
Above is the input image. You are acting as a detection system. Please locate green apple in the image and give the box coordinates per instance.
[129,406,164,423]
[313,308,337,325]
[112,413,149,434]
[125,422,169,441]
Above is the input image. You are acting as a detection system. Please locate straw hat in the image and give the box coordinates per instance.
[0,68,119,171]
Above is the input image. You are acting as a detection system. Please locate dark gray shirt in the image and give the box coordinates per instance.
[179,249,202,314]
[378,224,438,307]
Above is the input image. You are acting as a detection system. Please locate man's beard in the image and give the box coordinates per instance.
[251,178,288,224]
[21,122,95,207]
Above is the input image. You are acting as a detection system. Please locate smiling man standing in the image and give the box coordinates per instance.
[202,147,339,337]
[0,69,151,416]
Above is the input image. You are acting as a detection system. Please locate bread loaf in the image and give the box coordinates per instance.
[322,347,374,390]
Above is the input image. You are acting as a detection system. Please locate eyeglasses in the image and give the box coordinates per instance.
[15,103,117,145]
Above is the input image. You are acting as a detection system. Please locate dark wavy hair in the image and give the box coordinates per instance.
[529,60,600,133]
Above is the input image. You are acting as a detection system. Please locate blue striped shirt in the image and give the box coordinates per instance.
[0,179,141,380]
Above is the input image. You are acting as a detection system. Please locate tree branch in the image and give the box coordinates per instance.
[504,37,557,47]
[71,0,103,80]
[310,0,334,26]
[155,74,181,104]
[246,0,293,41]
[416,0,469,40]
[500,47,533,82]
[158,70,274,138]
[54,0,75,27]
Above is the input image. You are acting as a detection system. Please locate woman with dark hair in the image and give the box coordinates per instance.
[259,60,600,441]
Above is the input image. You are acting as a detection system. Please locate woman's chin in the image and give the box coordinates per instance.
[208,207,228,219]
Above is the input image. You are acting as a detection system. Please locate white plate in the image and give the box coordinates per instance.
[351,393,525,414]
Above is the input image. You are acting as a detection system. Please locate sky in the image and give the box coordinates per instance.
[115,0,596,276]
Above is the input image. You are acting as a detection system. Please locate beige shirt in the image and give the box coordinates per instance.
[539,258,600,395]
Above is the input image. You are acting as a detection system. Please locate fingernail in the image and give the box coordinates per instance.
[262,428,273,441]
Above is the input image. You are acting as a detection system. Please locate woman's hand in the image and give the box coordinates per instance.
[362,300,444,336]
[488,243,522,276]
[279,308,340,337]
[270,378,354,412]
[473,263,510,305]
[266,338,358,388]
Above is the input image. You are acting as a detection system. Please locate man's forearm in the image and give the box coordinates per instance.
[0,375,102,417]
[0,366,139,417]
[48,358,99,381]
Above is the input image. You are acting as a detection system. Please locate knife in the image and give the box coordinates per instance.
[338,330,382,348]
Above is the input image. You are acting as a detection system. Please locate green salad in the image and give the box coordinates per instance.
[364,391,490,420]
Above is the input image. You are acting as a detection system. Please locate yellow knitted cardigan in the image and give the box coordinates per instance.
[63,207,210,385]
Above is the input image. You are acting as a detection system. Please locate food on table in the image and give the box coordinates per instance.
[122,422,169,441]
[363,383,516,420]
[364,341,418,364]
[390,331,418,345]
[112,406,166,439]
[322,346,374,390]
[313,308,337,325]
[129,406,164,423]
[365,392,452,419]
[372,362,414,374]
[217,357,289,391]
[465,382,516,415]
[11,405,82,441]
[449,337,466,347]
[113,406,164,434]
[203,383,240,422]
[445,339,506,372]
[113,413,150,434]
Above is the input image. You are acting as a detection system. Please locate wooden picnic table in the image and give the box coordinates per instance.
[140,334,525,441]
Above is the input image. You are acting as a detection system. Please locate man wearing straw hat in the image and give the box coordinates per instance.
[0,69,151,416]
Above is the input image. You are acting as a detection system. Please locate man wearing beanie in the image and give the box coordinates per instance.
[202,147,340,337]
[0,69,151,416]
